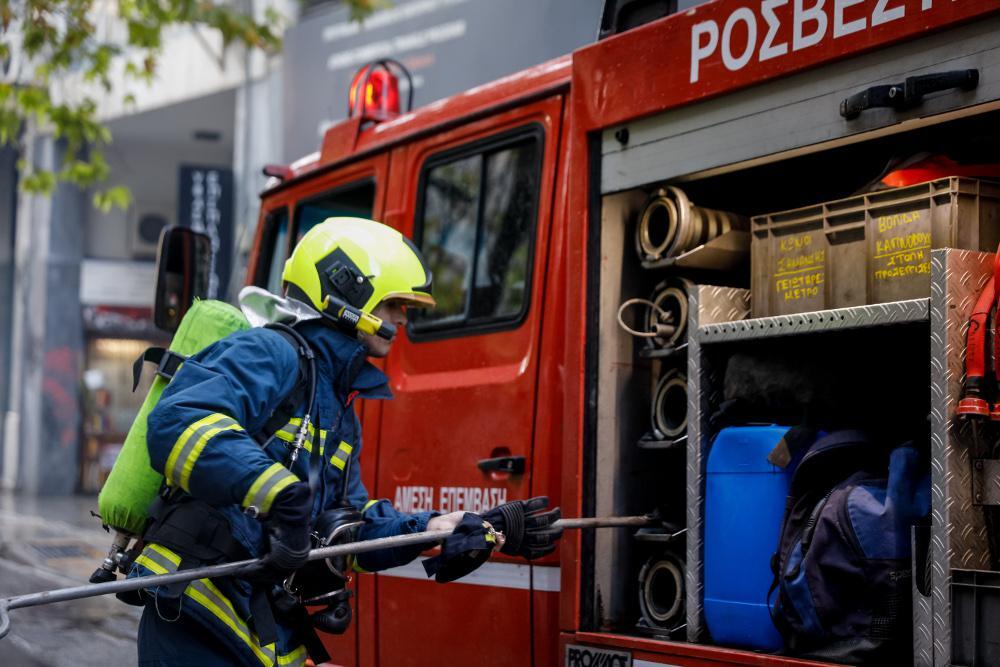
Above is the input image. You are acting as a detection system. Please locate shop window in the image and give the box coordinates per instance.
[80,338,157,493]
[412,127,542,336]
[294,180,376,241]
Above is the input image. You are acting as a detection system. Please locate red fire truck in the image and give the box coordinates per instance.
[158,1,1000,664]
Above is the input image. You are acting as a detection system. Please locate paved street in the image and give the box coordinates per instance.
[0,493,140,666]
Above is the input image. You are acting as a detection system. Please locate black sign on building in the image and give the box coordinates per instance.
[178,165,234,300]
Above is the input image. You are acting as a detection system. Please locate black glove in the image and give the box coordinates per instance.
[422,513,497,583]
[483,496,562,560]
[262,482,312,578]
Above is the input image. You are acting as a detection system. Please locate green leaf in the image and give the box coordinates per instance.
[22,170,57,195]
[93,185,132,212]
[1,0,301,203]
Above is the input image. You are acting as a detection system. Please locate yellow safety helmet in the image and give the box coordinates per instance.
[282,217,435,316]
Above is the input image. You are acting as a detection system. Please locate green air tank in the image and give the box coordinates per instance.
[97,299,250,537]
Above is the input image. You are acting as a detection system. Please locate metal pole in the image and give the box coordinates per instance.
[0,515,654,639]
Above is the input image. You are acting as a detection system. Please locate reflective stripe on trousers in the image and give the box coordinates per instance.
[135,543,307,667]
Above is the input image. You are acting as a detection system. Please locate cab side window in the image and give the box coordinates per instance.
[412,127,542,336]
[254,208,289,294]
[295,180,375,241]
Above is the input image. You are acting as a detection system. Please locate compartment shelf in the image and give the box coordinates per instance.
[697,298,929,343]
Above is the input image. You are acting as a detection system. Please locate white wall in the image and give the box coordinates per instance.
[87,91,236,261]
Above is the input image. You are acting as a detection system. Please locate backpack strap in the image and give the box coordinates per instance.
[132,347,187,391]
[259,322,323,503]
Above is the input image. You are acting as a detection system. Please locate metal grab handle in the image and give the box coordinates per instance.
[476,455,526,474]
[0,514,655,640]
[840,68,978,119]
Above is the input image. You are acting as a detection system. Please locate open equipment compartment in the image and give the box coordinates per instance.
[589,100,1000,666]
[579,9,1000,663]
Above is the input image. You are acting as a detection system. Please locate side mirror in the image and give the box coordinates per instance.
[154,226,212,332]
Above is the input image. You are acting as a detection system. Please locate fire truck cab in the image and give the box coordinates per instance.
[162,1,1000,664]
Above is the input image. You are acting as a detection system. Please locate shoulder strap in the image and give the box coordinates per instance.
[254,323,316,445]
[131,347,187,392]
[260,323,323,504]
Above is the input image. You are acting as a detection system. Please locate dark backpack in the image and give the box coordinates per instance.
[769,431,930,664]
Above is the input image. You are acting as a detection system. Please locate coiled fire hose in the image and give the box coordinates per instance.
[635,186,748,263]
[0,515,654,640]
[617,281,689,348]
[652,368,688,439]
[638,552,685,629]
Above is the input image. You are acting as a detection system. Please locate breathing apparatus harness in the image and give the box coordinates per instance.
[134,320,370,664]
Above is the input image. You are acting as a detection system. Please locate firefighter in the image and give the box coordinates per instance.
[130,217,562,666]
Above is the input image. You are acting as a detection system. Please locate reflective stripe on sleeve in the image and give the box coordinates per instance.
[134,543,182,575]
[242,462,299,514]
[330,441,353,471]
[165,413,243,491]
[351,499,381,574]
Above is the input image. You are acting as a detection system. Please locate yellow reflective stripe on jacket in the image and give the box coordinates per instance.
[134,543,182,575]
[242,462,299,514]
[330,441,353,471]
[274,418,314,443]
[274,419,326,456]
[277,646,308,666]
[165,413,243,490]
[351,499,381,574]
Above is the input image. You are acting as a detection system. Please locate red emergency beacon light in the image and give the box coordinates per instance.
[348,59,413,123]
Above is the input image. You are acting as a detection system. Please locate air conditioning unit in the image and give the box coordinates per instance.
[130,212,169,259]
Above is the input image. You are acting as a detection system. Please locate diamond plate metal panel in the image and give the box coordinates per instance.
[698,298,929,343]
[914,526,934,667]
[914,579,934,667]
[930,249,994,667]
[686,286,743,642]
[686,288,705,644]
[971,459,1000,506]
[693,285,750,327]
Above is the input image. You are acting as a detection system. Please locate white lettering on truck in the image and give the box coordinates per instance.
[392,485,508,514]
[793,0,827,52]
[834,0,866,38]
[722,8,757,71]
[872,0,905,26]
[689,0,933,83]
[690,20,719,83]
[759,0,788,61]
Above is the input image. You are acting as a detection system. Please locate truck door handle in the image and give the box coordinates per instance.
[840,68,978,119]
[477,456,526,475]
